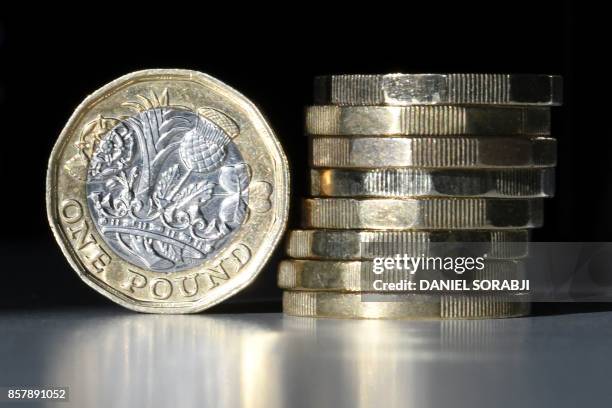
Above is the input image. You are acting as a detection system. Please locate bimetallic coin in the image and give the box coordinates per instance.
[286,229,529,260]
[47,69,289,313]
[311,136,556,169]
[306,106,549,136]
[311,168,555,198]
[278,259,526,291]
[302,198,543,230]
[283,291,530,319]
[314,73,562,106]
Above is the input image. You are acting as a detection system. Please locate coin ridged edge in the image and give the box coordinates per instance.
[302,198,543,229]
[310,168,555,198]
[285,229,530,259]
[440,294,530,319]
[282,291,530,319]
[278,259,525,291]
[314,73,562,106]
[305,105,550,136]
[310,136,556,168]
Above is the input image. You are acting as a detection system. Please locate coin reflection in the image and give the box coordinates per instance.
[39,311,527,408]
[280,316,528,408]
[43,312,284,407]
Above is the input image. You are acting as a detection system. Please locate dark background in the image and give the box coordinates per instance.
[0,2,606,311]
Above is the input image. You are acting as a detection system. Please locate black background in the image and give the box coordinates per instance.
[0,2,608,311]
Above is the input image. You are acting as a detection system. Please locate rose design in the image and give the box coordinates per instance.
[89,125,134,177]
[86,101,245,273]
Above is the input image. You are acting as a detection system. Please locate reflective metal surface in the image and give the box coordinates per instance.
[86,107,249,272]
[313,74,563,106]
[1,309,611,407]
[302,198,544,230]
[310,168,555,198]
[310,136,557,168]
[305,105,550,136]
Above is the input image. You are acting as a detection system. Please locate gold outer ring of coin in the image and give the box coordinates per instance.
[283,291,530,319]
[310,168,555,198]
[313,73,562,106]
[302,198,543,230]
[278,259,526,291]
[310,136,556,168]
[305,106,550,136]
[286,229,530,260]
[46,69,290,314]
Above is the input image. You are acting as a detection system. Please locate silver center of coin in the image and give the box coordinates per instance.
[86,107,248,272]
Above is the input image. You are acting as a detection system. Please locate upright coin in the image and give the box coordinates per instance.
[47,69,289,313]
[314,73,562,106]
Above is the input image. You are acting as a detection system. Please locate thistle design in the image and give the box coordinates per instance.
[86,90,251,273]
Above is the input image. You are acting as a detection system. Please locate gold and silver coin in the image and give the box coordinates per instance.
[313,73,562,106]
[311,136,556,168]
[311,168,555,198]
[278,259,526,292]
[286,229,529,260]
[283,291,531,319]
[306,106,550,136]
[302,198,543,230]
[47,69,289,313]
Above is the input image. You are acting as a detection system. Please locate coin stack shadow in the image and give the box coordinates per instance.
[279,74,562,319]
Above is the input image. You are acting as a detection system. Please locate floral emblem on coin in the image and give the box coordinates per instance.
[86,91,251,272]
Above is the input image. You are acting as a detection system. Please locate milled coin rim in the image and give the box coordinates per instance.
[313,73,562,106]
[46,69,290,313]
[310,168,555,198]
[305,105,551,136]
[282,291,531,319]
[310,136,557,169]
[285,229,530,260]
[278,259,527,291]
[302,198,544,229]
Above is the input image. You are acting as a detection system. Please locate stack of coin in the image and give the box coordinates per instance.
[280,74,562,319]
